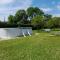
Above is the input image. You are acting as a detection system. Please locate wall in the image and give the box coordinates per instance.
[0,27,32,39]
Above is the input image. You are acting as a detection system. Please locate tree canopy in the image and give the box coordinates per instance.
[0,6,59,29]
[8,15,15,24]
[27,7,44,19]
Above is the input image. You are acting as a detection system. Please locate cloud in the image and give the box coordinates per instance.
[41,8,52,12]
[16,0,32,10]
[0,0,32,21]
[0,0,14,4]
[56,2,60,9]
[57,5,60,9]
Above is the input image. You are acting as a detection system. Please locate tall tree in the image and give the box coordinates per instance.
[8,15,15,24]
[27,7,44,19]
[15,10,29,26]
[52,17,60,28]
[44,14,52,21]
[32,15,45,29]
[15,10,26,21]
[46,17,60,28]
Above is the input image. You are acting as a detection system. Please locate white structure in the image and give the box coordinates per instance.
[43,29,51,32]
[0,27,32,39]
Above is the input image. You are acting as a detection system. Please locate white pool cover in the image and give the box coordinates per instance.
[0,27,32,39]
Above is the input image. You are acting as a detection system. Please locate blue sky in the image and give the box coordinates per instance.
[0,0,60,21]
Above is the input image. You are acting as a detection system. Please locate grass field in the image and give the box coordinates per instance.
[0,31,60,60]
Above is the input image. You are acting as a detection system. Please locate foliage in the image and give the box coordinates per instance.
[52,17,60,28]
[0,7,60,28]
[8,15,15,24]
[46,19,54,28]
[47,17,60,28]
[44,14,52,21]
[32,15,45,29]
[15,10,27,24]
[27,7,44,19]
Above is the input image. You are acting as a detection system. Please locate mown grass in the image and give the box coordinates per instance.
[0,31,60,60]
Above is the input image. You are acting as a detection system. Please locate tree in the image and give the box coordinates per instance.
[44,14,52,21]
[15,10,26,21]
[46,19,54,28]
[27,7,44,19]
[46,17,60,28]
[15,9,30,26]
[32,15,45,29]
[8,15,15,24]
[52,17,60,28]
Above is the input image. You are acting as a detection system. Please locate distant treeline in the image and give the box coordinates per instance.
[0,7,60,29]
[0,22,32,28]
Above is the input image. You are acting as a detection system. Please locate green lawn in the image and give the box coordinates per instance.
[0,31,60,60]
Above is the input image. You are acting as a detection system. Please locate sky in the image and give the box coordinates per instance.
[0,0,60,21]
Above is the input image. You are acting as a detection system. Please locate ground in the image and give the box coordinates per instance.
[0,30,60,60]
